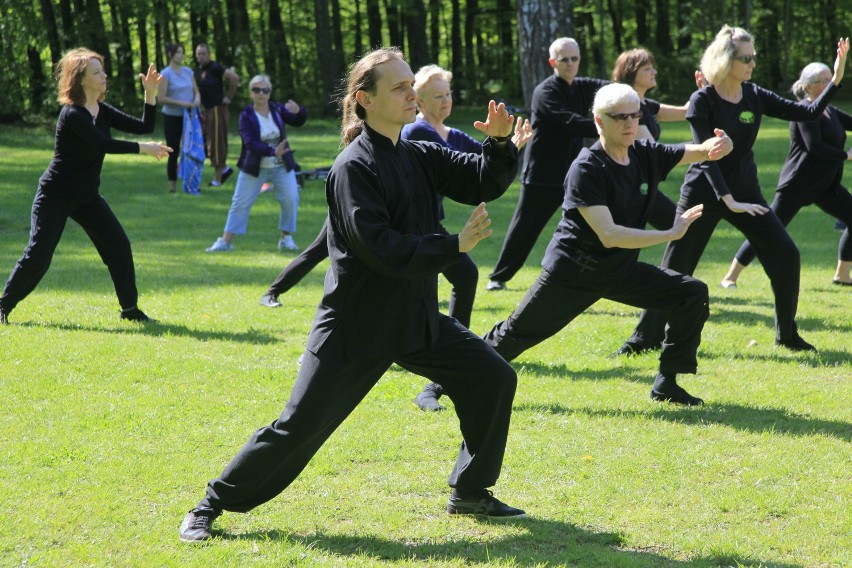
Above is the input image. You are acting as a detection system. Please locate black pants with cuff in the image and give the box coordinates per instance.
[198,316,517,513]
[484,263,709,377]
[0,191,138,314]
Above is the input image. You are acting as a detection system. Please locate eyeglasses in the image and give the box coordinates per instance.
[733,53,758,64]
[556,56,580,64]
[604,111,643,121]
[810,78,831,85]
[251,87,271,94]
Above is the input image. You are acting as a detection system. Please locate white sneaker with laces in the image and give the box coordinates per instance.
[206,237,233,252]
[278,235,299,251]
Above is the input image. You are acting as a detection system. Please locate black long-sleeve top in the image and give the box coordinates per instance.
[522,74,609,187]
[305,124,518,358]
[38,102,156,202]
[776,104,852,198]
[681,82,839,202]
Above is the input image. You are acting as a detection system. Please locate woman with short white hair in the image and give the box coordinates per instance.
[206,73,307,252]
[720,61,852,288]
[483,82,733,405]
[618,27,848,354]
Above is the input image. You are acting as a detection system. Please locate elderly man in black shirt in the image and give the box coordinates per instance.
[179,48,526,543]
[486,37,609,291]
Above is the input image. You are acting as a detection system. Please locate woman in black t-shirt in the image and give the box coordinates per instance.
[618,27,849,354]
[720,62,852,288]
[0,48,171,325]
[483,83,733,405]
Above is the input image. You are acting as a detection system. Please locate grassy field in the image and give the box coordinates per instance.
[0,107,849,567]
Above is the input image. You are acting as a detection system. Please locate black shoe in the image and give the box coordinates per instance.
[776,334,817,352]
[485,280,506,291]
[834,220,846,232]
[650,373,704,406]
[447,489,526,518]
[259,292,282,308]
[614,341,659,356]
[650,385,704,406]
[179,508,220,542]
[120,307,151,322]
[221,166,233,184]
[832,279,852,287]
[413,383,444,411]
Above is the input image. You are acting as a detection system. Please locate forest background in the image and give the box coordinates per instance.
[3,0,852,123]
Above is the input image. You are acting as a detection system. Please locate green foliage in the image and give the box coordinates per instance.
[0,108,850,566]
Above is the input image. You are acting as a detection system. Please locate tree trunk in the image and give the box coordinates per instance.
[331,0,345,75]
[405,0,428,69]
[429,0,441,62]
[84,0,111,72]
[137,6,149,72]
[40,0,62,65]
[635,0,649,45]
[463,0,478,99]
[27,46,46,112]
[654,0,673,53]
[676,0,691,50]
[607,0,624,54]
[353,0,364,57]
[517,0,575,108]
[108,0,136,107]
[496,0,514,77]
[211,1,231,64]
[314,0,338,116]
[269,0,295,96]
[366,0,383,48]
[59,0,78,49]
[451,0,463,87]
[384,0,403,49]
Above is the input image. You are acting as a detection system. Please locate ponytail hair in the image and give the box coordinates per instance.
[339,47,404,146]
[791,62,831,100]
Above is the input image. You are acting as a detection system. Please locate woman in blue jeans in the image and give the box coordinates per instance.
[206,74,306,252]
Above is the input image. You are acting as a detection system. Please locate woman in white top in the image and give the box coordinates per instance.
[157,43,200,193]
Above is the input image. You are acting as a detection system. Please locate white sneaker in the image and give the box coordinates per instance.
[206,237,233,252]
[278,235,299,251]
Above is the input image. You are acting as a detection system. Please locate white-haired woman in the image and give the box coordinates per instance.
[720,62,852,288]
[206,74,306,252]
[401,64,531,411]
[618,27,848,354]
[483,83,732,405]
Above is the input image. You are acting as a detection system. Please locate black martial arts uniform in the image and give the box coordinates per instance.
[196,125,520,514]
[484,140,708,379]
[0,103,155,318]
[488,74,608,284]
[624,81,840,350]
[733,104,852,267]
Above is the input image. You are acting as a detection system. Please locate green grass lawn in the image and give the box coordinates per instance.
[0,108,849,567]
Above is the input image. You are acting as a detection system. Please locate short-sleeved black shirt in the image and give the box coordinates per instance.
[542,140,684,280]
[195,61,226,109]
[640,98,662,141]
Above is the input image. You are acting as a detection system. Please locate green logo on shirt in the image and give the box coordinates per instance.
[739,111,755,124]
[639,182,649,195]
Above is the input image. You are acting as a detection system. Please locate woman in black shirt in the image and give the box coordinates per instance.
[0,48,171,325]
[618,27,848,353]
[720,62,852,288]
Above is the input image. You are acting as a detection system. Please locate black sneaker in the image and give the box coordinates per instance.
[776,334,817,352]
[120,307,151,322]
[650,384,704,406]
[179,508,220,542]
[221,166,234,184]
[447,490,526,518]
[259,292,282,308]
[413,383,444,411]
[614,341,659,356]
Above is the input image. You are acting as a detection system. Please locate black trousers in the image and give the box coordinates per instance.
[628,188,801,346]
[484,264,708,377]
[488,183,565,283]
[163,114,184,182]
[735,186,852,265]
[267,219,479,328]
[198,316,517,513]
[0,191,138,313]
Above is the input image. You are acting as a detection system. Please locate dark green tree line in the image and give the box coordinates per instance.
[1,0,850,123]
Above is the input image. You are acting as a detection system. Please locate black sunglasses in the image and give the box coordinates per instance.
[251,87,271,94]
[733,53,758,64]
[555,56,580,63]
[605,111,643,121]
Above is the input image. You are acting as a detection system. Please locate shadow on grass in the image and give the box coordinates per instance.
[216,518,802,567]
[513,361,652,384]
[16,320,280,345]
[516,401,851,443]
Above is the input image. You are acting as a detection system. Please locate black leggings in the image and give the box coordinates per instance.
[734,186,852,265]
[0,191,138,314]
[163,114,184,182]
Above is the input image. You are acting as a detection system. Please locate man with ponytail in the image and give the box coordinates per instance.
[180,47,526,543]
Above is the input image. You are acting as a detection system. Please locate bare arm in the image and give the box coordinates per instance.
[222,68,240,104]
[676,128,732,166]
[656,102,689,122]
[579,204,704,249]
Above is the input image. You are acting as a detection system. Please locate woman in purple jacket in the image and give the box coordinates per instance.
[206,74,307,252]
